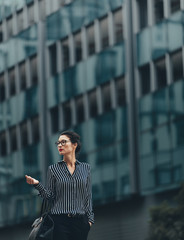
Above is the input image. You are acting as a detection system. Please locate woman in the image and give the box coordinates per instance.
[25,131,94,240]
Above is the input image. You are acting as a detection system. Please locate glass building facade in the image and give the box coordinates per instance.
[0,0,184,239]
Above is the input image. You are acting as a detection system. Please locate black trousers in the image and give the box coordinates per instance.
[51,214,91,240]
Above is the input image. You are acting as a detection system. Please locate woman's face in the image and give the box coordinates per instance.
[57,135,77,156]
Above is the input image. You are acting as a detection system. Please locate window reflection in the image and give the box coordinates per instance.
[9,126,18,152]
[153,88,169,125]
[138,0,148,29]
[101,82,111,113]
[88,88,98,118]
[49,44,57,76]
[20,121,29,148]
[8,67,16,97]
[156,164,172,185]
[120,175,130,195]
[38,0,45,20]
[155,57,167,89]
[171,50,183,82]
[169,80,184,119]
[92,184,102,205]
[170,0,180,14]
[62,101,72,129]
[50,106,59,134]
[102,180,116,202]
[7,16,13,38]
[74,31,82,63]
[139,64,150,95]
[28,3,35,25]
[154,0,164,23]
[113,8,124,43]
[75,95,85,124]
[61,38,70,70]
[100,16,109,50]
[30,55,38,85]
[0,23,3,42]
[0,74,5,102]
[87,23,95,56]
[17,10,24,32]
[0,131,7,156]
[115,76,126,105]
[172,119,184,148]
[19,61,27,91]
[31,115,40,143]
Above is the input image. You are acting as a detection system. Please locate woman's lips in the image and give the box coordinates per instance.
[59,149,63,152]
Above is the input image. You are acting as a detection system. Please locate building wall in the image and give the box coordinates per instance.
[0,0,184,239]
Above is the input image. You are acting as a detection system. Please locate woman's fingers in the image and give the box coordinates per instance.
[25,175,39,185]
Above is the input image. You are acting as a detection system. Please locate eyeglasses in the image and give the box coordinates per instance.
[55,140,71,146]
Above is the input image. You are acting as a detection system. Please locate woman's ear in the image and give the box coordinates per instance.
[73,142,78,149]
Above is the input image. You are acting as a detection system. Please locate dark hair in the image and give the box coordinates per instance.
[59,131,81,156]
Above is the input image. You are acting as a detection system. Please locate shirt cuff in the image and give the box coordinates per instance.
[33,182,44,191]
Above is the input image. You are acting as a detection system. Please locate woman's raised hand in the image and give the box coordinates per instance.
[25,175,39,185]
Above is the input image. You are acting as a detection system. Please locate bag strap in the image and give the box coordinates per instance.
[40,199,53,216]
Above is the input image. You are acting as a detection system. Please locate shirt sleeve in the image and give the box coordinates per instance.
[34,166,55,200]
[84,165,95,224]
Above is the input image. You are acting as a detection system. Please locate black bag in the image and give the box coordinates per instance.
[28,199,54,240]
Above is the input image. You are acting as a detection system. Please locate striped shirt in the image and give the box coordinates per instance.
[34,160,94,224]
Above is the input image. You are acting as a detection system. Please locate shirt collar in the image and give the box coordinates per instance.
[58,159,81,165]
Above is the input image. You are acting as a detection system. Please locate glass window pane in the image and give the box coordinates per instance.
[0,131,7,156]
[76,95,85,124]
[171,119,184,182]
[170,0,180,14]
[154,0,164,23]
[28,3,34,25]
[155,57,167,89]
[113,8,123,43]
[30,55,38,85]
[100,16,109,50]
[168,12,183,51]
[155,125,171,152]
[63,101,72,129]
[101,82,111,112]
[156,163,172,185]
[61,38,70,70]
[17,10,24,32]
[19,61,27,91]
[20,121,29,148]
[0,23,3,43]
[137,28,151,66]
[171,50,183,82]
[50,106,59,134]
[140,131,155,157]
[153,88,169,125]
[139,0,148,29]
[0,74,5,102]
[140,156,156,190]
[8,67,16,96]
[74,31,82,63]
[87,23,95,56]
[102,180,116,202]
[139,94,154,131]
[152,21,167,60]
[31,115,40,143]
[9,126,18,152]
[39,0,45,20]
[172,119,184,148]
[169,80,184,119]
[49,44,57,76]
[88,88,98,118]
[139,64,150,95]
[115,76,126,105]
[7,17,13,38]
